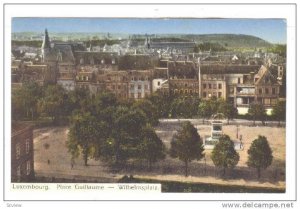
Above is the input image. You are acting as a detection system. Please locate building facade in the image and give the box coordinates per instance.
[11,122,34,182]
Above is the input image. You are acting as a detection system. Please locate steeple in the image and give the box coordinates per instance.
[42,28,51,49]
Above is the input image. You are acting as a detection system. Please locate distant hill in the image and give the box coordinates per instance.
[180,34,272,48]
[12,32,273,49]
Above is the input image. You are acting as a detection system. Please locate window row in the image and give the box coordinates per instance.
[202,83,223,89]
[131,76,149,81]
[202,92,222,98]
[15,139,30,160]
[171,89,198,94]
[130,84,149,90]
[258,87,277,95]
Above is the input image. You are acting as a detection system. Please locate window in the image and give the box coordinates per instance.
[26,139,30,154]
[208,84,212,89]
[185,89,188,94]
[138,92,142,98]
[264,98,270,105]
[218,84,222,89]
[157,81,161,86]
[17,166,21,181]
[265,88,269,94]
[272,88,276,94]
[259,88,262,94]
[203,84,206,89]
[26,161,31,175]
[118,85,121,90]
[138,85,142,90]
[213,84,217,89]
[130,93,135,98]
[16,143,20,159]
[218,92,222,98]
[144,84,148,90]
[185,83,188,87]
[130,84,134,90]
[238,78,241,84]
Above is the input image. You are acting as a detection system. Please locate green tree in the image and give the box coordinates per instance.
[198,100,213,123]
[138,125,166,170]
[248,102,267,125]
[170,96,200,118]
[247,135,273,179]
[146,92,173,118]
[108,107,147,166]
[218,100,238,124]
[12,82,43,120]
[132,99,159,126]
[211,135,240,176]
[68,87,91,112]
[67,111,105,166]
[271,101,286,126]
[170,121,204,177]
[37,85,66,123]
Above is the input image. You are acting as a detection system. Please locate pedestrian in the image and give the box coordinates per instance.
[71,158,75,169]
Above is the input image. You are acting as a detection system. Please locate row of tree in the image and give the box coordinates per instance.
[12,82,286,126]
[68,115,273,179]
[170,121,273,179]
[66,90,164,168]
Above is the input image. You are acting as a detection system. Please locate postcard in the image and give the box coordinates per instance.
[1,2,297,209]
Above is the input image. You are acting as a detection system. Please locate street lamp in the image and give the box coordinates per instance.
[204,155,206,175]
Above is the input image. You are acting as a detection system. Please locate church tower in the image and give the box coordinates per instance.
[41,28,51,62]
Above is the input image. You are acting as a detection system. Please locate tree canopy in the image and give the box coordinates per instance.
[248,102,267,125]
[247,135,273,179]
[170,121,204,176]
[211,135,240,176]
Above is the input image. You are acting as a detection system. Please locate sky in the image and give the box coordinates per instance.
[12,18,286,44]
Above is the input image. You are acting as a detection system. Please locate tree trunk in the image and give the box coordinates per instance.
[184,160,188,177]
[223,167,226,176]
[83,147,88,166]
[257,167,261,179]
[84,154,88,166]
[31,108,34,120]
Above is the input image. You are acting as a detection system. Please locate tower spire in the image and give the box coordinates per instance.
[42,28,50,49]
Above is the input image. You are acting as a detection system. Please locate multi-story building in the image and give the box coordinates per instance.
[75,69,94,90]
[169,78,199,96]
[128,70,151,99]
[95,71,129,100]
[11,122,34,182]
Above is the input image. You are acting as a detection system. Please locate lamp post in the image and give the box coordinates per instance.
[204,155,206,175]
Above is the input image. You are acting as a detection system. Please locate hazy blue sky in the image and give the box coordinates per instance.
[12,18,286,44]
